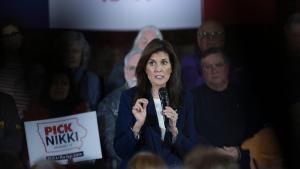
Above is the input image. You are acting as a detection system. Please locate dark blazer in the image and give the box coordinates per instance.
[114,87,197,169]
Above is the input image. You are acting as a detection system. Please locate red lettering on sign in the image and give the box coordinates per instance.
[44,123,72,135]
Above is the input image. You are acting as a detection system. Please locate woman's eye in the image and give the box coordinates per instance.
[162,60,168,65]
[148,61,154,66]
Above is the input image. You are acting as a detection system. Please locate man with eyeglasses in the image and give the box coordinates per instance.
[197,21,225,53]
[180,21,225,90]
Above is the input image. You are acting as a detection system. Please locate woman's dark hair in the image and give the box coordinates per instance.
[135,38,182,108]
[39,69,81,117]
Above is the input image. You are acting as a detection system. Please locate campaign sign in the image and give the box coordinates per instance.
[24,111,102,166]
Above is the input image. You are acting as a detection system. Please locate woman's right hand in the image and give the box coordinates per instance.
[132,98,148,128]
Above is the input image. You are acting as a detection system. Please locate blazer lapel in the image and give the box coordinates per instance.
[146,96,161,133]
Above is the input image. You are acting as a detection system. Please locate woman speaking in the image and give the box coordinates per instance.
[114,39,197,169]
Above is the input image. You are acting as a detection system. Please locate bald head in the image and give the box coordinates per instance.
[197,21,225,51]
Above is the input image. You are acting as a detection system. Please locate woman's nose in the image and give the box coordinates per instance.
[154,64,162,71]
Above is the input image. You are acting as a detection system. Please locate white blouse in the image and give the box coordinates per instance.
[153,98,166,140]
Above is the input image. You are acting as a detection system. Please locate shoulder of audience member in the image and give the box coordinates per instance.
[121,86,138,98]
[85,70,101,81]
[104,85,127,100]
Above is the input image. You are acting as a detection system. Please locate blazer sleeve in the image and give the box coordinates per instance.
[114,91,139,159]
[173,92,198,158]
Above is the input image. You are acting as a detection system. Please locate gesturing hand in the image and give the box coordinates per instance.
[163,106,178,137]
[132,98,149,127]
[163,106,178,128]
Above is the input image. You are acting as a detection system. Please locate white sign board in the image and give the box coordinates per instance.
[24,111,102,166]
[49,0,202,31]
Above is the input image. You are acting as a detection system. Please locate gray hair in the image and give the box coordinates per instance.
[124,47,143,66]
[60,31,91,68]
[132,25,163,49]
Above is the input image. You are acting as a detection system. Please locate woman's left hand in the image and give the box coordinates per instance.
[163,106,178,137]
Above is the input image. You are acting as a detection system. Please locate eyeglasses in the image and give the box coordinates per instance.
[198,31,224,39]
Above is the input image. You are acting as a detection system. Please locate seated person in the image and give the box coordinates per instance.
[0,93,23,157]
[58,31,101,110]
[0,22,33,118]
[192,48,262,169]
[24,69,89,121]
[181,21,225,90]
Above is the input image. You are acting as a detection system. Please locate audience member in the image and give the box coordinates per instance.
[24,69,89,121]
[0,22,33,118]
[284,13,300,169]
[180,21,225,90]
[98,47,142,167]
[22,70,89,168]
[192,48,262,169]
[184,146,239,169]
[127,151,168,169]
[58,31,102,110]
[114,39,197,169]
[285,13,300,59]
[284,13,300,103]
[106,25,163,93]
[0,92,23,156]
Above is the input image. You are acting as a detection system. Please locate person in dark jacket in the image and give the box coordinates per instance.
[192,48,262,169]
[114,39,197,169]
[0,92,23,156]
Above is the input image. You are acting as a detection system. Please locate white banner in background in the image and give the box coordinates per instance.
[24,111,102,166]
[49,0,202,31]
